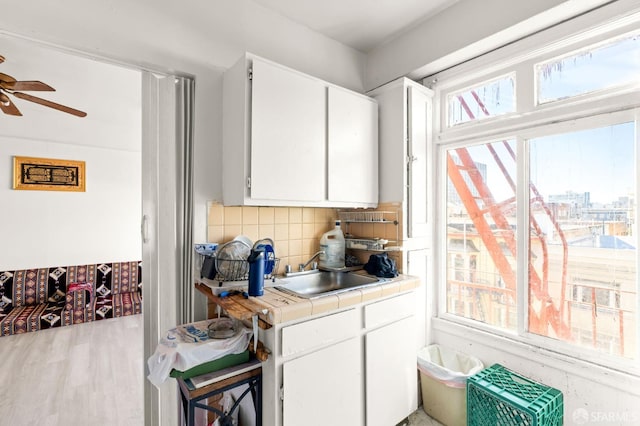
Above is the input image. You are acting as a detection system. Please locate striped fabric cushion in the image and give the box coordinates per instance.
[0,304,48,336]
[62,288,95,325]
[0,261,142,336]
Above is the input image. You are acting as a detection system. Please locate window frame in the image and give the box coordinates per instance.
[431,11,640,376]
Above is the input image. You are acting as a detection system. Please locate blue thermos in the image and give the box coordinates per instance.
[247,247,265,296]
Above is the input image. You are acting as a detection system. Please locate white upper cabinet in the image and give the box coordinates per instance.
[327,86,378,204]
[370,78,433,239]
[222,53,378,207]
[250,59,326,202]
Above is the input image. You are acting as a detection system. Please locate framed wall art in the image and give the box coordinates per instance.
[13,156,86,192]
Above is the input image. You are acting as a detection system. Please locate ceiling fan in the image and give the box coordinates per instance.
[0,54,87,117]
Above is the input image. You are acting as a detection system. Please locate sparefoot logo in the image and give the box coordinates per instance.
[573,408,590,425]
[572,408,639,424]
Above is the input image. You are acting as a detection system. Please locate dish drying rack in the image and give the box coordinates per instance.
[213,257,280,282]
[345,238,388,251]
[212,237,279,283]
[338,210,400,252]
[338,210,398,223]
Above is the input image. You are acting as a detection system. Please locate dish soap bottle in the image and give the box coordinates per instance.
[319,220,345,269]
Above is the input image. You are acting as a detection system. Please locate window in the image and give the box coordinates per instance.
[446,140,517,330]
[528,123,635,357]
[447,74,515,126]
[536,32,640,104]
[437,23,639,367]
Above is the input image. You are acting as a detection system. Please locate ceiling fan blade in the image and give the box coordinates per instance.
[12,91,87,117]
[3,81,55,91]
[0,72,16,83]
[0,55,4,64]
[0,92,23,116]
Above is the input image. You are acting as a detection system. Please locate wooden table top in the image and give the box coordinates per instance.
[195,283,273,329]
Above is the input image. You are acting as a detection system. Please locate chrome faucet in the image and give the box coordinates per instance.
[298,250,325,272]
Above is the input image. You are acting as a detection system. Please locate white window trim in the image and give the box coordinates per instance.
[430,1,640,137]
[430,1,640,385]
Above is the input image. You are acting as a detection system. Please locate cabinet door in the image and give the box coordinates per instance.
[327,86,378,204]
[374,79,406,203]
[283,337,363,426]
[250,58,326,202]
[365,316,418,426]
[407,85,431,238]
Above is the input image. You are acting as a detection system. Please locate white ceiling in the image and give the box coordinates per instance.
[251,0,459,52]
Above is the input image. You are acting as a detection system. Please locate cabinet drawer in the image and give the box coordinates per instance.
[364,292,415,330]
[281,309,357,357]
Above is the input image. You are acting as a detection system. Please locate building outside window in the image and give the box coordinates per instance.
[435,22,640,367]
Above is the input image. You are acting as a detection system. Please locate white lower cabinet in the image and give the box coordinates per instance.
[283,337,363,426]
[277,308,362,426]
[364,291,418,426]
[365,316,418,426]
[263,290,419,426]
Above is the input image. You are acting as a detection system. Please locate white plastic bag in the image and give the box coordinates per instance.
[146,319,252,387]
[417,344,484,388]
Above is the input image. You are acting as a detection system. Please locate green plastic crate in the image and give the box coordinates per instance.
[467,364,563,426]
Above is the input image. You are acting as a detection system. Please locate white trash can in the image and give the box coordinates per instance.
[417,344,484,426]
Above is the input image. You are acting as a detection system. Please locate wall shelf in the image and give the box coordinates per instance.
[338,210,398,225]
[338,210,399,252]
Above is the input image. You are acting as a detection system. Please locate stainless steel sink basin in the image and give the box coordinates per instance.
[275,270,386,298]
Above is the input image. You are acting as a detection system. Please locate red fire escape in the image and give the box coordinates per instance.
[447,92,571,339]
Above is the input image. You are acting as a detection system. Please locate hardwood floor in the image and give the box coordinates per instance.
[0,315,144,425]
[0,315,443,426]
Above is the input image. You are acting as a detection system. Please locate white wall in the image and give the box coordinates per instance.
[0,36,142,270]
[0,0,367,268]
[365,0,612,90]
[0,0,366,247]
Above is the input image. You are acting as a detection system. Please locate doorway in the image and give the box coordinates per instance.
[0,33,192,426]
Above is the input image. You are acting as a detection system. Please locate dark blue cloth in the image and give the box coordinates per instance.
[364,252,399,278]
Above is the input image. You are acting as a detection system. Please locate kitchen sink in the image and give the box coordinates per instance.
[275,270,386,298]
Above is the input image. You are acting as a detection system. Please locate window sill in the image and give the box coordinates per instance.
[432,316,640,395]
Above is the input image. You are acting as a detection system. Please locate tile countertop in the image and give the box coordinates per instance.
[196,273,420,326]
